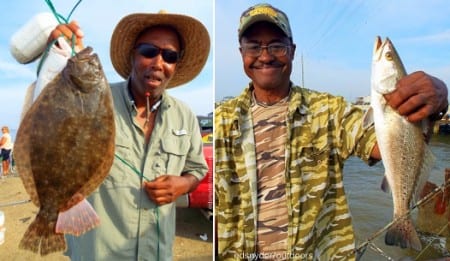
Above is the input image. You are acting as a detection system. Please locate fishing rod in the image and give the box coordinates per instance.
[354,177,450,260]
[0,199,31,208]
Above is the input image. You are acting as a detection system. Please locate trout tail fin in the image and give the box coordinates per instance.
[385,217,422,251]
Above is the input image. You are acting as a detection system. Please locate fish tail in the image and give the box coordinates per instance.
[19,213,66,255]
[39,229,66,256]
[56,198,100,236]
[385,217,422,251]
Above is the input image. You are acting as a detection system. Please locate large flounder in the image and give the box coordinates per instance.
[14,47,115,255]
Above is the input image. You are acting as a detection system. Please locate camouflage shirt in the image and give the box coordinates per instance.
[215,84,377,260]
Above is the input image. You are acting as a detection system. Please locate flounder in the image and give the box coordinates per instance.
[14,46,115,255]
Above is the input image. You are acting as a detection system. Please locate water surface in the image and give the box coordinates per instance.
[345,135,450,260]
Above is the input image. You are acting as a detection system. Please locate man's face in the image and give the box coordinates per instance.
[130,26,181,99]
[240,22,295,91]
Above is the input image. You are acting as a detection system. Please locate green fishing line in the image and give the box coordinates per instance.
[114,154,160,261]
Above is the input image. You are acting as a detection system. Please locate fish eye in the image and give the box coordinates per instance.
[385,52,393,61]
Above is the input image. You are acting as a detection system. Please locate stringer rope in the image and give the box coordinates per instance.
[114,154,160,261]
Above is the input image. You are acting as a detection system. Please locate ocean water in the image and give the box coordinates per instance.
[345,134,450,260]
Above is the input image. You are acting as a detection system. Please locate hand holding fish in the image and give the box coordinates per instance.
[47,20,84,51]
[384,71,448,123]
[143,174,200,205]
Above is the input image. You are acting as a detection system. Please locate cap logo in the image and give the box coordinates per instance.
[248,6,278,17]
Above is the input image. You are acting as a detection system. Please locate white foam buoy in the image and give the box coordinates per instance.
[0,211,5,245]
[10,12,58,64]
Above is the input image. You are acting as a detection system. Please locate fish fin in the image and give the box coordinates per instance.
[385,218,422,251]
[381,175,391,193]
[14,124,40,207]
[19,211,66,255]
[414,144,436,203]
[421,118,431,137]
[55,198,100,236]
[362,106,374,129]
[20,81,36,121]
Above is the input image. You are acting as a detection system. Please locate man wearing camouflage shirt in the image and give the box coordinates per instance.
[214,3,448,260]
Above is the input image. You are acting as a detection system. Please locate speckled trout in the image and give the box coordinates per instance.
[370,36,435,251]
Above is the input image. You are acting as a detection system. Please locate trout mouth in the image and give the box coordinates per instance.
[373,36,385,62]
[373,36,395,62]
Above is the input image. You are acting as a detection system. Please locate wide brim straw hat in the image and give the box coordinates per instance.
[110,11,210,88]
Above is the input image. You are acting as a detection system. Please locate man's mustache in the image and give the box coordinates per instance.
[250,61,284,69]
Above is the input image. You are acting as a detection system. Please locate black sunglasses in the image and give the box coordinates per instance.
[134,43,181,64]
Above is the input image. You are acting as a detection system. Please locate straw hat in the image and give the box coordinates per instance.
[110,11,210,88]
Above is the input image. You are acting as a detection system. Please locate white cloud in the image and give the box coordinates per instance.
[400,30,450,44]
[169,84,214,116]
[427,65,450,89]
[0,59,35,80]
[0,85,29,129]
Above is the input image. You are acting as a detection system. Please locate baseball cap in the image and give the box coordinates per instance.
[238,3,292,39]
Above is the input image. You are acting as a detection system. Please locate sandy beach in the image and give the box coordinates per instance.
[0,174,213,261]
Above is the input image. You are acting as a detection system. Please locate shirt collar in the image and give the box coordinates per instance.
[234,82,306,117]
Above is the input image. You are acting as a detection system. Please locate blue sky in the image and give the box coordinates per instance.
[216,0,450,103]
[0,0,213,130]
[1,0,450,130]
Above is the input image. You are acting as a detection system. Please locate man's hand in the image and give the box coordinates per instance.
[384,71,448,123]
[48,20,84,51]
[143,174,200,205]
[371,71,448,161]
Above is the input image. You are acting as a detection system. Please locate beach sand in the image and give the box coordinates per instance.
[0,175,213,261]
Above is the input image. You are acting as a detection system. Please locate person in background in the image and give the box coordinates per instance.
[214,3,448,260]
[0,126,13,176]
[48,9,210,261]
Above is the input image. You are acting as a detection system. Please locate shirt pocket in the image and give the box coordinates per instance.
[293,143,331,180]
[299,144,330,172]
[160,133,191,175]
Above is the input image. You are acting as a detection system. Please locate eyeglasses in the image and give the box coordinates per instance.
[134,43,181,64]
[240,43,291,57]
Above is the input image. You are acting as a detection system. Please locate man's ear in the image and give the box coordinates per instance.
[290,43,296,60]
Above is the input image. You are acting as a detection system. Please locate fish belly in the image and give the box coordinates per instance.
[373,97,425,251]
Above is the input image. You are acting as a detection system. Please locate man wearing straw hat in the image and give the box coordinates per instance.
[48,10,210,261]
[215,3,448,260]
